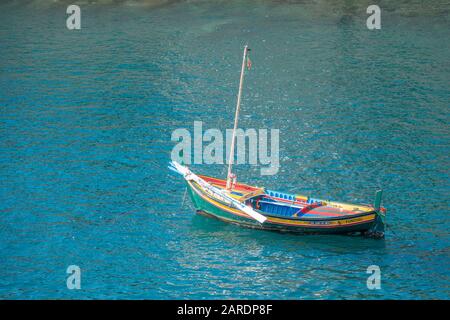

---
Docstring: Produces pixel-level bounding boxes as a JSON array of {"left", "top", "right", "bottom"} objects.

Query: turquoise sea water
[{"left": 0, "top": 0, "right": 449, "bottom": 299}]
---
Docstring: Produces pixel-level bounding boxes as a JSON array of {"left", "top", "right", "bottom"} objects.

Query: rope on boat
[{"left": 181, "top": 187, "right": 188, "bottom": 208}]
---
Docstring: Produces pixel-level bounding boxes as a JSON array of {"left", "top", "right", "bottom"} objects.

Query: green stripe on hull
[{"left": 187, "top": 182, "right": 254, "bottom": 225}]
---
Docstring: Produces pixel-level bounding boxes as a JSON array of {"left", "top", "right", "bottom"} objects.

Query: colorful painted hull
[{"left": 186, "top": 176, "right": 385, "bottom": 236}]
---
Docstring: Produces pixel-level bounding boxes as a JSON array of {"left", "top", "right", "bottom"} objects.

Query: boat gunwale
[{"left": 196, "top": 174, "right": 377, "bottom": 215}]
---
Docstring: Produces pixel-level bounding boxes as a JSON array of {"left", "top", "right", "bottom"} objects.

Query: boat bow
[{"left": 169, "top": 161, "right": 267, "bottom": 223}]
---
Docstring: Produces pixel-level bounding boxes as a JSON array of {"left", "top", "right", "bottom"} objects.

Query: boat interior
[{"left": 199, "top": 174, "right": 375, "bottom": 219}]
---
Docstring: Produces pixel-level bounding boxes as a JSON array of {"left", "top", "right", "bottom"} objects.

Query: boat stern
[{"left": 364, "top": 190, "right": 387, "bottom": 238}]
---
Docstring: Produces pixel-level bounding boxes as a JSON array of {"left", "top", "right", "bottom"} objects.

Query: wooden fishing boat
[
  {"left": 169, "top": 45, "right": 387, "bottom": 238},
  {"left": 169, "top": 161, "right": 386, "bottom": 237}
]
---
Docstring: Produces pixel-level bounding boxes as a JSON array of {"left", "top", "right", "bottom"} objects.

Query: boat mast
[{"left": 226, "top": 45, "right": 249, "bottom": 190}]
